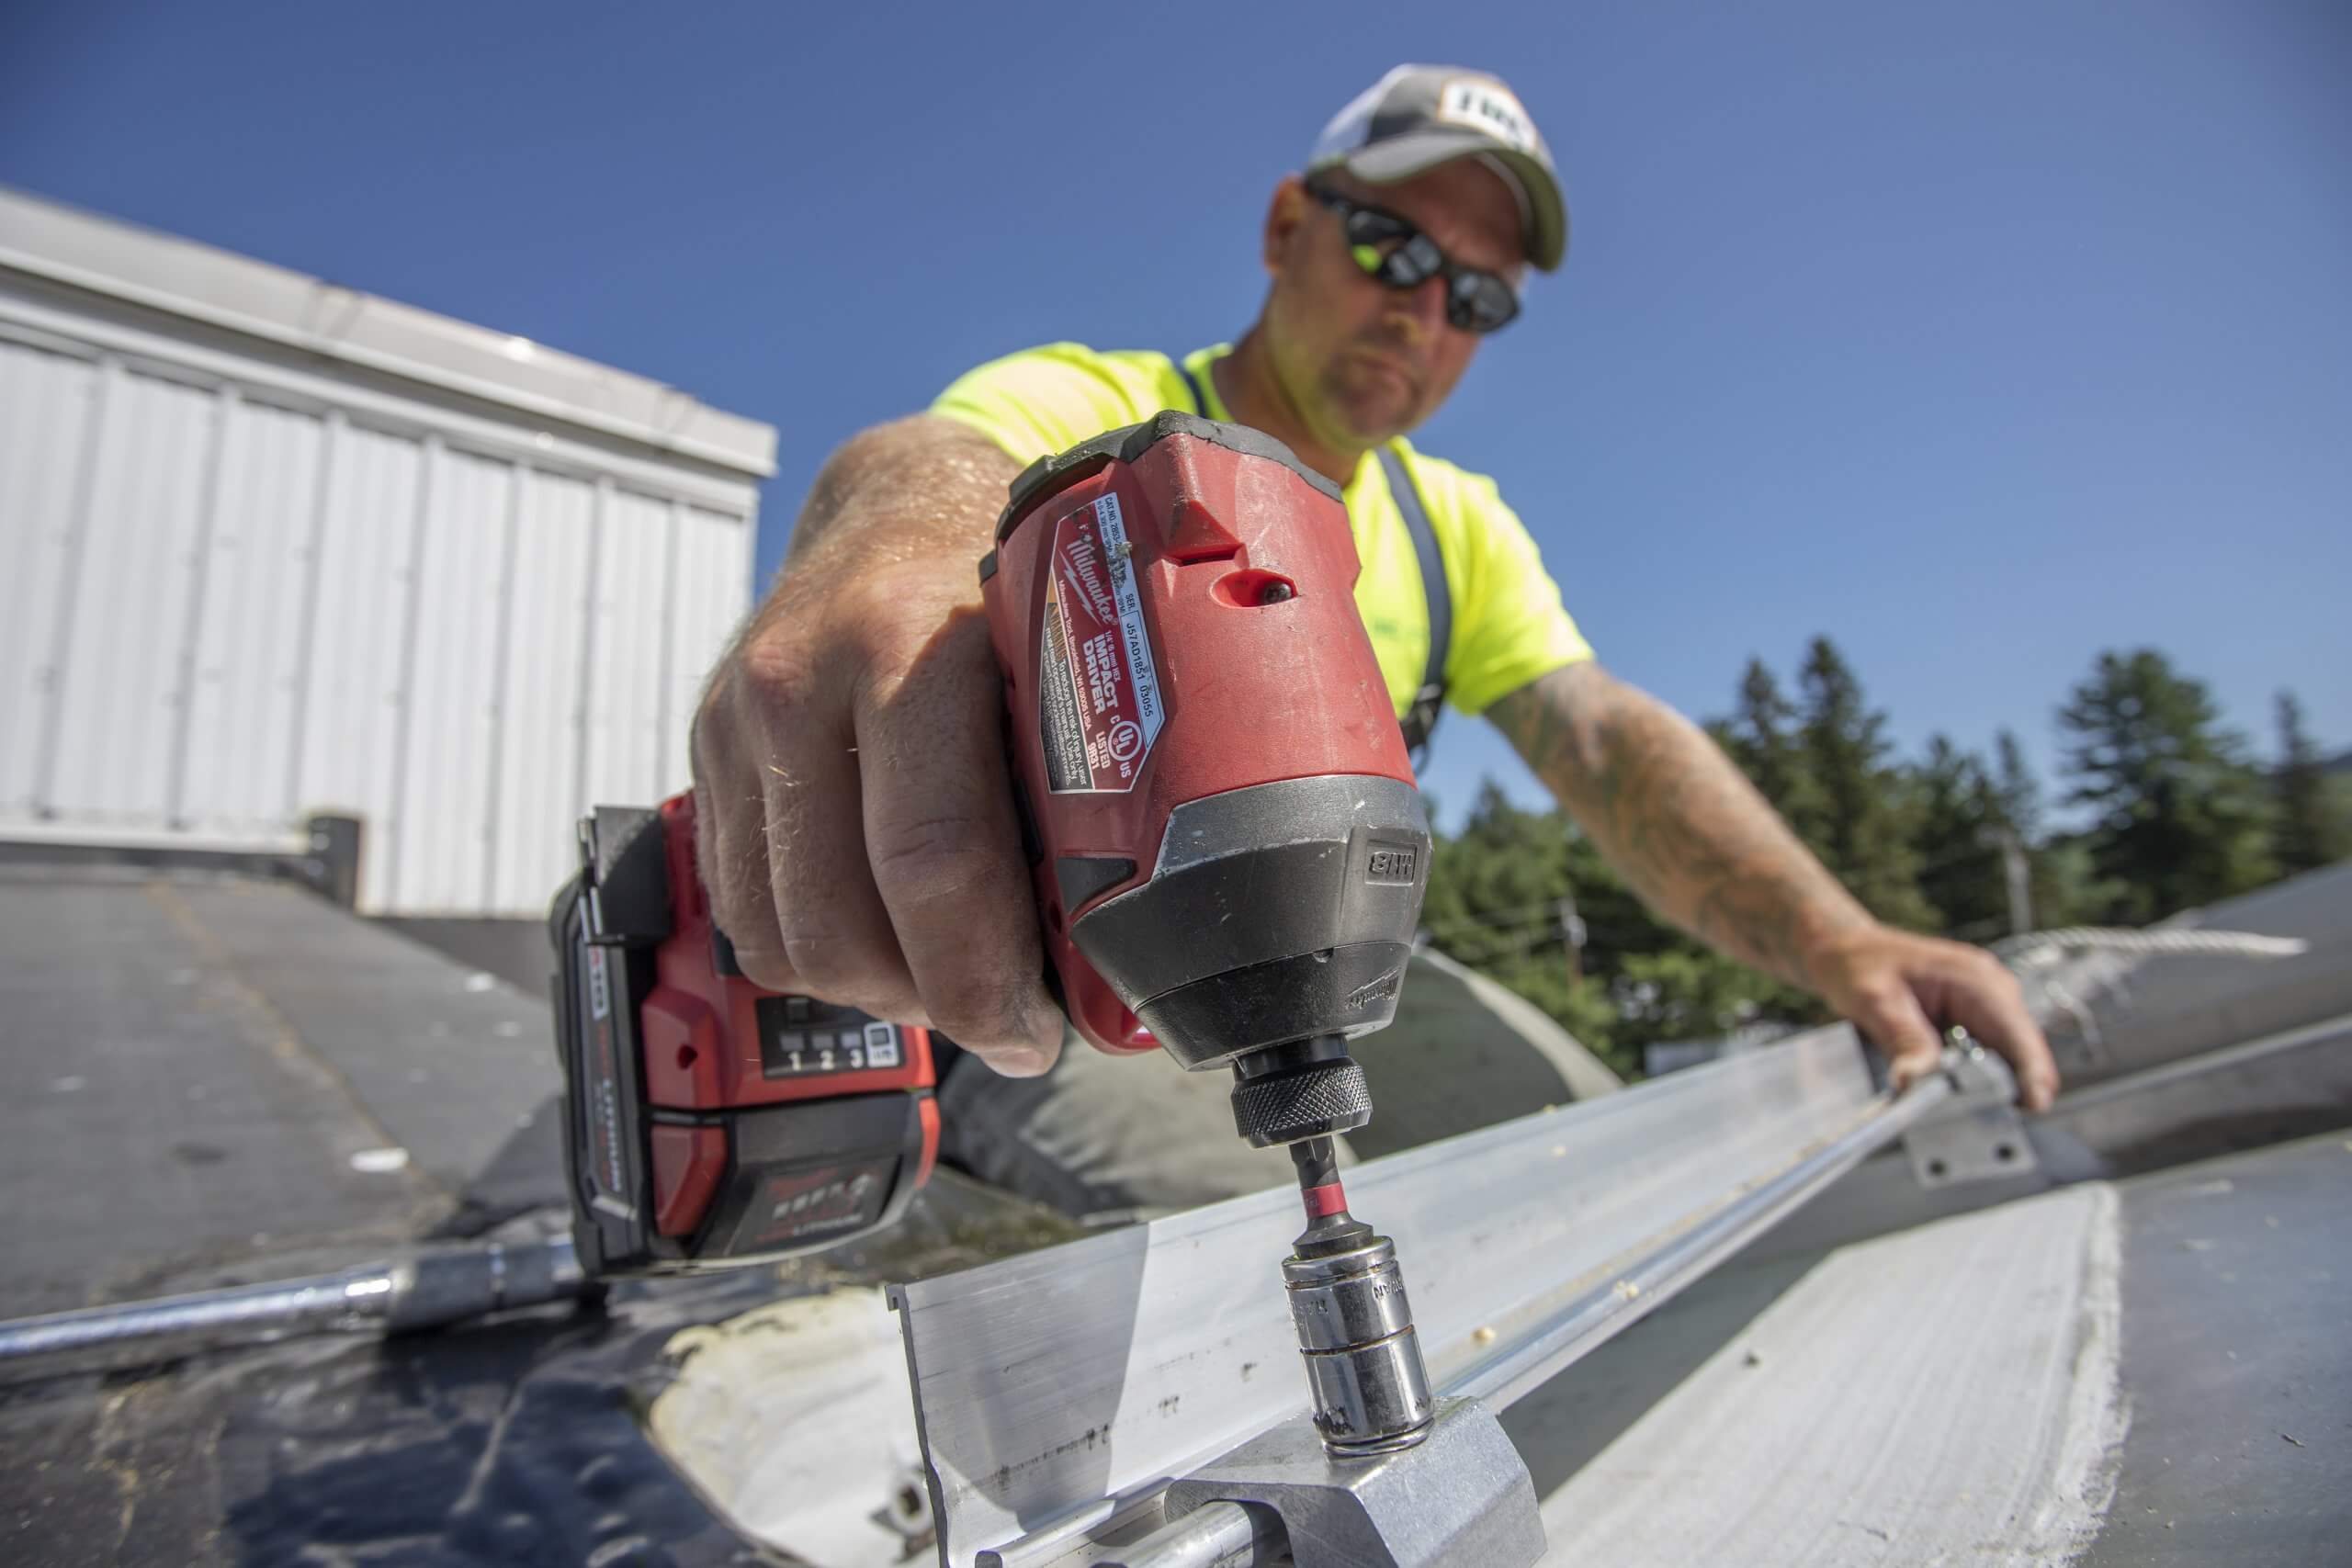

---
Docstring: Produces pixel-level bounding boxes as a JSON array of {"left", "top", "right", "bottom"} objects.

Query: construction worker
[{"left": 692, "top": 65, "right": 2062, "bottom": 1220}]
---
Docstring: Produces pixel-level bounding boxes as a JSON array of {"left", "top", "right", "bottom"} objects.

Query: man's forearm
[{"left": 1487, "top": 662, "right": 1872, "bottom": 989}]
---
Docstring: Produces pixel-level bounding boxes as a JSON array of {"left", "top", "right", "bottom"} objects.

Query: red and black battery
[{"left": 549, "top": 794, "right": 938, "bottom": 1276}]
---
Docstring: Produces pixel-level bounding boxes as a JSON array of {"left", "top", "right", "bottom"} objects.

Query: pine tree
[
  {"left": 1987, "top": 732, "right": 2105, "bottom": 928},
  {"left": 1995, "top": 729, "right": 2040, "bottom": 840},
  {"left": 1421, "top": 783, "right": 1571, "bottom": 966},
  {"left": 2058, "top": 649, "right": 2276, "bottom": 923},
  {"left": 1793, "top": 637, "right": 1935, "bottom": 929},
  {"left": 1420, "top": 784, "right": 1636, "bottom": 1074},
  {"left": 1420, "top": 782, "right": 1814, "bottom": 1077},
  {"left": 2271, "top": 691, "right": 2350, "bottom": 875},
  {"left": 1715, "top": 658, "right": 1825, "bottom": 833},
  {"left": 1910, "top": 736, "right": 2012, "bottom": 941}
]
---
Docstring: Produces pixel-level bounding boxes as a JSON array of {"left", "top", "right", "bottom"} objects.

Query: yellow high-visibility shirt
[{"left": 933, "top": 343, "right": 1592, "bottom": 723}]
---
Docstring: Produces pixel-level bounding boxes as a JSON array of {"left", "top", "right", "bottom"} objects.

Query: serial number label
[
  {"left": 1365, "top": 845, "right": 1419, "bottom": 885},
  {"left": 754, "top": 1000, "right": 902, "bottom": 1078}
]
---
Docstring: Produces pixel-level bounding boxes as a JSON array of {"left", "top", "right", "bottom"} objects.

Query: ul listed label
[{"left": 1037, "top": 493, "right": 1162, "bottom": 792}]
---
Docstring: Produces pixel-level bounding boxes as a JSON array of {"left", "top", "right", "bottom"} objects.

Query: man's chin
[{"left": 1320, "top": 378, "right": 1420, "bottom": 446}]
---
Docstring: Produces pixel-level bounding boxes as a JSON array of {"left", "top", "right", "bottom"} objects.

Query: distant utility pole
[
  {"left": 1981, "top": 827, "right": 2033, "bottom": 936},
  {"left": 1557, "top": 893, "right": 1587, "bottom": 983}
]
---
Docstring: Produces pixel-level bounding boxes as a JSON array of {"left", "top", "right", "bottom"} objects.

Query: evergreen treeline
[{"left": 1421, "top": 642, "right": 2350, "bottom": 1078}]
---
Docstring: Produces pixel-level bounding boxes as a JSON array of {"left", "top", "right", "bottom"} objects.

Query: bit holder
[{"left": 1282, "top": 1138, "right": 1436, "bottom": 1454}]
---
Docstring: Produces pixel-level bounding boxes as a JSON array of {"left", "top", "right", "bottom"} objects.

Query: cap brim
[{"left": 1330, "top": 130, "right": 1567, "bottom": 272}]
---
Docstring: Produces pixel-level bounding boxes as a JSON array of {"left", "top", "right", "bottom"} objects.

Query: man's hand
[
  {"left": 691, "top": 415, "right": 1064, "bottom": 1077},
  {"left": 1802, "top": 925, "right": 2059, "bottom": 1111},
  {"left": 1490, "top": 661, "right": 2062, "bottom": 1111}
]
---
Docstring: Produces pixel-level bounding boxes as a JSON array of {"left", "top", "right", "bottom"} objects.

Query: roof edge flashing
[{"left": 0, "top": 186, "right": 777, "bottom": 480}]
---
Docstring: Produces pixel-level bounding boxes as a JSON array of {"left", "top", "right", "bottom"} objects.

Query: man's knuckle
[
  {"left": 1973, "top": 953, "right": 2021, "bottom": 992},
  {"left": 834, "top": 566, "right": 911, "bottom": 620},
  {"left": 1851, "top": 973, "right": 1910, "bottom": 1010},
  {"left": 736, "top": 633, "right": 824, "bottom": 712}
]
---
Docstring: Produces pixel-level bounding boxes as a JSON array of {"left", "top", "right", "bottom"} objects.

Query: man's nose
[{"left": 1383, "top": 275, "right": 1450, "bottom": 344}]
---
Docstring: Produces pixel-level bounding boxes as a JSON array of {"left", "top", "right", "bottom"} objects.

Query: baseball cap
[{"left": 1307, "top": 64, "right": 1568, "bottom": 272}]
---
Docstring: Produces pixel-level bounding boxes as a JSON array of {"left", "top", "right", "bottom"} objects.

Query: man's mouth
[{"left": 1349, "top": 347, "right": 1421, "bottom": 394}]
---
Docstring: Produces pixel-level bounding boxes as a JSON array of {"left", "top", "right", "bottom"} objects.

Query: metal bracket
[
  {"left": 1903, "top": 1041, "right": 2040, "bottom": 1189},
  {"left": 1127, "top": 1397, "right": 1544, "bottom": 1568}
]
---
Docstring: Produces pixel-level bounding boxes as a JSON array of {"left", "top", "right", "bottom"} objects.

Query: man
[{"left": 693, "top": 65, "right": 2060, "bottom": 1220}]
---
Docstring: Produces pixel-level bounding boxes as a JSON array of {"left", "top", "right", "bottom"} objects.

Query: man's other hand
[
  {"left": 1806, "top": 925, "right": 2061, "bottom": 1112},
  {"left": 690, "top": 416, "right": 1064, "bottom": 1078}
]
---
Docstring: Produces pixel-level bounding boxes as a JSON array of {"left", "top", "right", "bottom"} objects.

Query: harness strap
[{"left": 1378, "top": 446, "right": 1450, "bottom": 765}]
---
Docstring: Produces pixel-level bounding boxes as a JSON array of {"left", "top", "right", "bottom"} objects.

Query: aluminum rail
[
  {"left": 1095, "top": 1064, "right": 1973, "bottom": 1568},
  {"left": 893, "top": 1027, "right": 2001, "bottom": 1568},
  {"left": 1445, "top": 1066, "right": 1958, "bottom": 1410},
  {"left": 0, "top": 1236, "right": 584, "bottom": 1366}
]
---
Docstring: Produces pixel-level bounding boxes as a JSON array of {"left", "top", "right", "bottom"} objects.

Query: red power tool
[
  {"left": 549, "top": 795, "right": 938, "bottom": 1275},
  {"left": 980, "top": 412, "right": 1430, "bottom": 1145},
  {"left": 555, "top": 413, "right": 1439, "bottom": 1455},
  {"left": 980, "top": 411, "right": 1440, "bottom": 1452}
]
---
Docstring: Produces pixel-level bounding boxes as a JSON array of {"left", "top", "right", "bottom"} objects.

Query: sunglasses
[{"left": 1306, "top": 182, "right": 1522, "bottom": 335}]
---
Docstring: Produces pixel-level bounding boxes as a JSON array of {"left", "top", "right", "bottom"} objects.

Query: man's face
[{"left": 1259, "top": 158, "right": 1527, "bottom": 453}]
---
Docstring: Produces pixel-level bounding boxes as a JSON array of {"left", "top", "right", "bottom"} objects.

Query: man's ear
[{"left": 1262, "top": 175, "right": 1311, "bottom": 276}]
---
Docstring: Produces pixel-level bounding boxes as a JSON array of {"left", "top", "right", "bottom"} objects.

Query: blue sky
[{"left": 6, "top": 1, "right": 2346, "bottom": 823}]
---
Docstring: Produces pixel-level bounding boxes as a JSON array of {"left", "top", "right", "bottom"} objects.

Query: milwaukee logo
[
  {"left": 772, "top": 1174, "right": 868, "bottom": 1223},
  {"left": 764, "top": 1169, "right": 877, "bottom": 1239},
  {"left": 1057, "top": 529, "right": 1119, "bottom": 624},
  {"left": 1347, "top": 967, "right": 1403, "bottom": 1011}
]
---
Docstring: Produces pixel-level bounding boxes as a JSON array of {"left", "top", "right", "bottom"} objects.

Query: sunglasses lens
[
  {"left": 1450, "top": 273, "right": 1520, "bottom": 334},
  {"left": 1342, "top": 205, "right": 1415, "bottom": 246}
]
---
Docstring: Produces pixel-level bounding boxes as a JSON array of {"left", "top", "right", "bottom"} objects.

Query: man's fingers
[
  {"left": 760, "top": 718, "right": 930, "bottom": 1024},
  {"left": 691, "top": 725, "right": 797, "bottom": 994},
  {"left": 1937, "top": 953, "right": 2062, "bottom": 1113},
  {"left": 854, "top": 610, "right": 1061, "bottom": 1077},
  {"left": 1847, "top": 979, "right": 1947, "bottom": 1096}
]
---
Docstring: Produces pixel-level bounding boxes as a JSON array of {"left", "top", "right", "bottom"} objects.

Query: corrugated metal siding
[
  {"left": 667, "top": 504, "right": 752, "bottom": 784},
  {"left": 0, "top": 340, "right": 97, "bottom": 816},
  {"left": 45, "top": 369, "right": 221, "bottom": 825},
  {"left": 179, "top": 398, "right": 327, "bottom": 834},
  {"left": 488, "top": 470, "right": 595, "bottom": 912},
  {"left": 390, "top": 447, "right": 513, "bottom": 912},
  {"left": 582, "top": 488, "right": 675, "bottom": 810},
  {"left": 296, "top": 423, "right": 425, "bottom": 912},
  {"left": 0, "top": 276, "right": 763, "bottom": 915}
]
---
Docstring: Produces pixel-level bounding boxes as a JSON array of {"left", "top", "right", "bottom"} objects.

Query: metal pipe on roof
[
  {"left": 1091, "top": 1503, "right": 1264, "bottom": 1568},
  {"left": 0, "top": 1235, "right": 584, "bottom": 1367}
]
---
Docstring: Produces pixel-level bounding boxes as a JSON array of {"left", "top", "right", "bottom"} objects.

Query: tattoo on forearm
[{"left": 1488, "top": 665, "right": 1869, "bottom": 989}]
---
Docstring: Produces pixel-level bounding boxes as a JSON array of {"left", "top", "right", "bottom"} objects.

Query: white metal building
[{"left": 0, "top": 187, "right": 775, "bottom": 915}]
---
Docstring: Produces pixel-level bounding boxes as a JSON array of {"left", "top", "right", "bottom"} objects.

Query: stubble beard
[{"left": 1317, "top": 352, "right": 1421, "bottom": 448}]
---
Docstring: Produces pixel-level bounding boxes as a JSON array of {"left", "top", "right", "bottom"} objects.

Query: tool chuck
[{"left": 1280, "top": 1136, "right": 1436, "bottom": 1454}]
